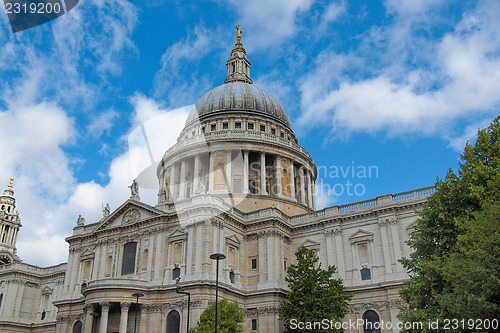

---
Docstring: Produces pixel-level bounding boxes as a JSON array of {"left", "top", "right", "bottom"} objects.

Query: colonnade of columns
[
  {"left": 0, "top": 223, "right": 19, "bottom": 246},
  {"left": 84, "top": 301, "right": 137, "bottom": 333},
  {"left": 163, "top": 150, "right": 316, "bottom": 208}
]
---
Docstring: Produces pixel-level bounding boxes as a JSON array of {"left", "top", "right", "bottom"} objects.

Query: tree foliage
[
  {"left": 190, "top": 298, "right": 244, "bottom": 333},
  {"left": 280, "top": 245, "right": 352, "bottom": 332},
  {"left": 399, "top": 116, "right": 500, "bottom": 331}
]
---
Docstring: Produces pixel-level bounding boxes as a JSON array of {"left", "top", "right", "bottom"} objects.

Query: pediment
[
  {"left": 226, "top": 234, "right": 241, "bottom": 245},
  {"left": 349, "top": 229, "right": 374, "bottom": 243},
  {"left": 300, "top": 238, "right": 320, "bottom": 250},
  {"left": 168, "top": 229, "right": 188, "bottom": 241},
  {"left": 94, "top": 200, "right": 163, "bottom": 232},
  {"left": 42, "top": 286, "right": 53, "bottom": 295}
]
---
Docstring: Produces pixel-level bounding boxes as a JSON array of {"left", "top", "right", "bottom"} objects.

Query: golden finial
[
  {"left": 8, "top": 177, "right": 13, "bottom": 187},
  {"left": 235, "top": 25, "right": 242, "bottom": 46}
]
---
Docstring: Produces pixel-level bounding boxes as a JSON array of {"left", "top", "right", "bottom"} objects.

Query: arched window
[
  {"left": 72, "top": 320, "right": 83, "bottom": 333},
  {"left": 363, "top": 310, "right": 381, "bottom": 333},
  {"left": 121, "top": 242, "right": 137, "bottom": 275},
  {"left": 166, "top": 310, "right": 180, "bottom": 333}
]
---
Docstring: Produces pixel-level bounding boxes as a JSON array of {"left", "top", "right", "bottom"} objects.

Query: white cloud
[
  {"left": 297, "top": 0, "right": 500, "bottom": 147},
  {"left": 225, "top": 0, "right": 315, "bottom": 48},
  {"left": 87, "top": 109, "right": 119, "bottom": 137}
]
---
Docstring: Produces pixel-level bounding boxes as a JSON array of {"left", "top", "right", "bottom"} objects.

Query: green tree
[
  {"left": 399, "top": 116, "right": 500, "bottom": 331},
  {"left": 280, "top": 245, "right": 352, "bottom": 332},
  {"left": 190, "top": 298, "right": 244, "bottom": 333}
]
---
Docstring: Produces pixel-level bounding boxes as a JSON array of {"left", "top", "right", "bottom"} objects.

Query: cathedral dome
[{"left": 185, "top": 82, "right": 291, "bottom": 129}]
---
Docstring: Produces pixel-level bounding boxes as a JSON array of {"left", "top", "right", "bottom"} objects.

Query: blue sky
[{"left": 1, "top": 0, "right": 499, "bottom": 266}]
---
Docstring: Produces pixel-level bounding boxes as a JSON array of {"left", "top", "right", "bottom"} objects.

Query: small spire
[
  {"left": 235, "top": 25, "right": 243, "bottom": 46},
  {"left": 224, "top": 25, "right": 253, "bottom": 84}
]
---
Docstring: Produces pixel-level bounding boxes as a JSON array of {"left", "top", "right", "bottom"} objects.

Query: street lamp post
[
  {"left": 132, "top": 292, "right": 144, "bottom": 333},
  {"left": 175, "top": 276, "right": 191, "bottom": 333},
  {"left": 210, "top": 253, "right": 226, "bottom": 333}
]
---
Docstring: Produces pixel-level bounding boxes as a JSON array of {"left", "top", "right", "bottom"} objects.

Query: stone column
[
  {"left": 389, "top": 218, "right": 404, "bottom": 272},
  {"left": 119, "top": 302, "right": 131, "bottom": 333},
  {"left": 226, "top": 151, "right": 232, "bottom": 192},
  {"left": 324, "top": 230, "right": 334, "bottom": 268},
  {"left": 208, "top": 153, "right": 214, "bottom": 193},
  {"left": 378, "top": 219, "right": 393, "bottom": 275},
  {"left": 290, "top": 162, "right": 295, "bottom": 200},
  {"left": 99, "top": 302, "right": 110, "bottom": 333},
  {"left": 260, "top": 152, "right": 267, "bottom": 195},
  {"left": 193, "top": 155, "right": 200, "bottom": 193},
  {"left": 333, "top": 229, "right": 345, "bottom": 280},
  {"left": 83, "top": 304, "right": 95, "bottom": 333},
  {"left": 299, "top": 167, "right": 306, "bottom": 204},
  {"left": 179, "top": 159, "right": 186, "bottom": 199},
  {"left": 312, "top": 180, "right": 316, "bottom": 209},
  {"left": 170, "top": 164, "right": 177, "bottom": 202},
  {"left": 275, "top": 155, "right": 282, "bottom": 196},
  {"left": 307, "top": 171, "right": 313, "bottom": 207},
  {"left": 243, "top": 151, "right": 249, "bottom": 194}
]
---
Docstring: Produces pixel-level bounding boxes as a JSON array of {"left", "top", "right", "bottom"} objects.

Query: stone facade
[{"left": 0, "top": 31, "right": 434, "bottom": 333}]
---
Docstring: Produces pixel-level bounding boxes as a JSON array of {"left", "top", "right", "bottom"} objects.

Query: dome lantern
[{"left": 224, "top": 25, "right": 253, "bottom": 84}]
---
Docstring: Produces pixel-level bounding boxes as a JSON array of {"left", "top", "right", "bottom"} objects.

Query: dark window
[
  {"left": 281, "top": 132, "right": 284, "bottom": 138},
  {"left": 172, "top": 267, "right": 181, "bottom": 280},
  {"left": 121, "top": 242, "right": 137, "bottom": 275},
  {"left": 0, "top": 294, "right": 2, "bottom": 309},
  {"left": 72, "top": 320, "right": 83, "bottom": 333},
  {"left": 249, "top": 180, "right": 256, "bottom": 194},
  {"left": 167, "top": 310, "right": 181, "bottom": 333},
  {"left": 248, "top": 123, "right": 254, "bottom": 130},
  {"left": 252, "top": 319, "right": 258, "bottom": 330},
  {"left": 361, "top": 268, "right": 371, "bottom": 280},
  {"left": 363, "top": 310, "right": 381, "bottom": 333},
  {"left": 229, "top": 271, "right": 235, "bottom": 284},
  {"left": 260, "top": 125, "right": 265, "bottom": 132},
  {"left": 271, "top": 128, "right": 275, "bottom": 135},
  {"left": 235, "top": 122, "right": 242, "bottom": 129},
  {"left": 211, "top": 124, "right": 216, "bottom": 131},
  {"left": 251, "top": 258, "right": 257, "bottom": 269},
  {"left": 201, "top": 127, "right": 205, "bottom": 133},
  {"left": 284, "top": 260, "right": 287, "bottom": 271},
  {"left": 223, "top": 122, "right": 228, "bottom": 129},
  {"left": 41, "top": 311, "right": 46, "bottom": 320}
]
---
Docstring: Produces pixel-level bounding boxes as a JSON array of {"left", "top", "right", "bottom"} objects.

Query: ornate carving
[
  {"left": 129, "top": 178, "right": 140, "bottom": 201},
  {"left": 76, "top": 215, "right": 85, "bottom": 226},
  {"left": 122, "top": 209, "right": 141, "bottom": 224}
]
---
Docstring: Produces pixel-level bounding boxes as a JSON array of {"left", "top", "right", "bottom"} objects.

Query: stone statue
[
  {"left": 76, "top": 215, "right": 85, "bottom": 226},
  {"left": 103, "top": 203, "right": 110, "bottom": 218},
  {"left": 128, "top": 178, "right": 140, "bottom": 200}
]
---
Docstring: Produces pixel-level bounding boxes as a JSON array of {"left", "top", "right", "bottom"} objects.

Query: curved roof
[{"left": 185, "top": 82, "right": 291, "bottom": 129}]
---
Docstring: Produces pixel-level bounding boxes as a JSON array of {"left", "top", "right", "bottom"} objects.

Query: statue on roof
[
  {"left": 76, "top": 215, "right": 85, "bottom": 226},
  {"left": 103, "top": 203, "right": 110, "bottom": 218},
  {"left": 129, "top": 178, "right": 140, "bottom": 201}
]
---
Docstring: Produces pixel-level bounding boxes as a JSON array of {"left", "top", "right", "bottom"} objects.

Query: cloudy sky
[{"left": 1, "top": 0, "right": 498, "bottom": 266}]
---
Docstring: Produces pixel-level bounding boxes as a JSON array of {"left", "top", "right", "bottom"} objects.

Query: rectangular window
[
  {"left": 252, "top": 319, "right": 258, "bottom": 330},
  {"left": 248, "top": 123, "right": 254, "bottom": 130},
  {"left": 121, "top": 242, "right": 137, "bottom": 275},
  {"left": 229, "top": 271, "right": 235, "bottom": 284},
  {"left": 260, "top": 125, "right": 266, "bottom": 132},
  {"left": 235, "top": 122, "right": 242, "bottom": 129},
  {"left": 251, "top": 258, "right": 257, "bottom": 269},
  {"left": 201, "top": 127, "right": 205, "bottom": 133},
  {"left": 361, "top": 268, "right": 371, "bottom": 280},
  {"left": 223, "top": 122, "right": 228, "bottom": 129},
  {"left": 271, "top": 128, "right": 276, "bottom": 135},
  {"left": 284, "top": 260, "right": 287, "bottom": 271},
  {"left": 281, "top": 132, "right": 285, "bottom": 138},
  {"left": 211, "top": 124, "right": 216, "bottom": 131}
]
